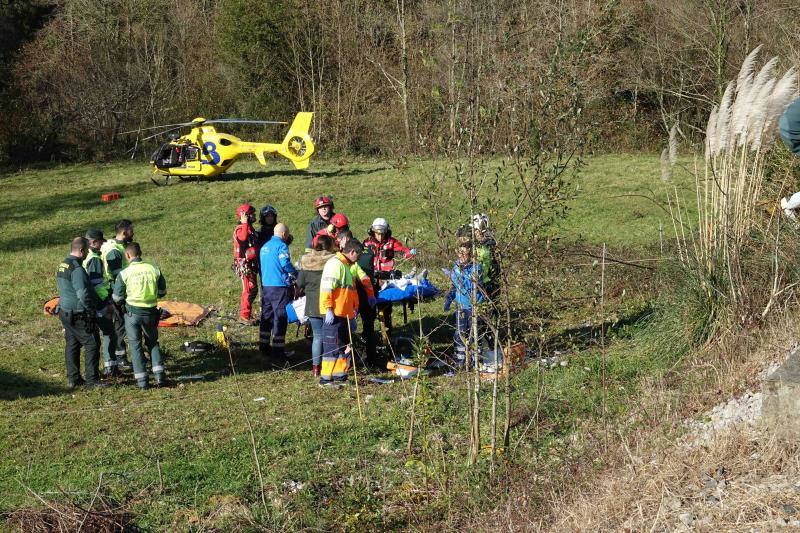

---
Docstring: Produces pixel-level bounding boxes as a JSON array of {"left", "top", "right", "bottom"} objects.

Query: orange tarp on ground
[
  {"left": 157, "top": 301, "right": 209, "bottom": 327},
  {"left": 43, "top": 297, "right": 209, "bottom": 327}
]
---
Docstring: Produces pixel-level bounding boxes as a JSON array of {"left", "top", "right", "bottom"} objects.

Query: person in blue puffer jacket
[
  {"left": 443, "top": 244, "right": 485, "bottom": 367},
  {"left": 259, "top": 223, "right": 297, "bottom": 362}
]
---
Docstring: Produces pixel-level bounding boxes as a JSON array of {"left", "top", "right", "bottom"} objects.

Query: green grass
[{"left": 0, "top": 154, "right": 696, "bottom": 529}]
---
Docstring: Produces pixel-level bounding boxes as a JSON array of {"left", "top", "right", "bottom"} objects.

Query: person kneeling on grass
[
  {"left": 297, "top": 234, "right": 336, "bottom": 377},
  {"left": 443, "top": 244, "right": 485, "bottom": 368},
  {"left": 319, "top": 238, "right": 376, "bottom": 386}
]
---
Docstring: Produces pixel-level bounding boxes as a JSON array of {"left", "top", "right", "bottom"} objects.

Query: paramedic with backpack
[{"left": 233, "top": 203, "right": 259, "bottom": 325}]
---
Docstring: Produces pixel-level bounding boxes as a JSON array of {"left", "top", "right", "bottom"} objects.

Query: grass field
[{"left": 0, "top": 154, "right": 694, "bottom": 529}]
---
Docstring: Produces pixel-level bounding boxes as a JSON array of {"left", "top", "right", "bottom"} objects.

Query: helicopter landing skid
[{"left": 150, "top": 174, "right": 173, "bottom": 186}]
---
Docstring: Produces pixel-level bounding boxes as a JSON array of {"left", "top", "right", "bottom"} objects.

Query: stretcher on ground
[{"left": 43, "top": 297, "right": 209, "bottom": 327}]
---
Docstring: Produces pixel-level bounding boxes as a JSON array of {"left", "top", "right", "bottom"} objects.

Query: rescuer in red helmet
[
  {"left": 304, "top": 195, "right": 335, "bottom": 252},
  {"left": 233, "top": 203, "right": 259, "bottom": 325},
  {"left": 313, "top": 212, "right": 350, "bottom": 250}
]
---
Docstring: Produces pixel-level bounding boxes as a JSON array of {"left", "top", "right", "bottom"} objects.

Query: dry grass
[
  {"left": 5, "top": 493, "right": 135, "bottom": 532},
  {"left": 474, "top": 304, "right": 800, "bottom": 532},
  {"left": 551, "top": 426, "right": 800, "bottom": 531}
]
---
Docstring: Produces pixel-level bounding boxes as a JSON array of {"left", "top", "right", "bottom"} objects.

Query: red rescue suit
[
  {"left": 364, "top": 233, "right": 413, "bottom": 273},
  {"left": 233, "top": 222, "right": 259, "bottom": 320}
]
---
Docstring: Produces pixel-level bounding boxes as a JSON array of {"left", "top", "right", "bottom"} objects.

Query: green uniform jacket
[
  {"left": 113, "top": 258, "right": 167, "bottom": 315},
  {"left": 83, "top": 249, "right": 110, "bottom": 302},
  {"left": 357, "top": 246, "right": 375, "bottom": 280},
  {"left": 56, "top": 255, "right": 97, "bottom": 313}
]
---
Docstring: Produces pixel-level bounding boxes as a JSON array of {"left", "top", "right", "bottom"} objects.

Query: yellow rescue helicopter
[{"left": 125, "top": 112, "right": 315, "bottom": 185}]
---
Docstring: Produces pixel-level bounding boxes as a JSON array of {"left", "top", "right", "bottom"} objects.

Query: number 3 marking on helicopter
[{"left": 202, "top": 142, "right": 221, "bottom": 165}]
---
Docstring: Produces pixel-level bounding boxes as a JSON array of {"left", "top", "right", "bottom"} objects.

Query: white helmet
[
  {"left": 371, "top": 217, "right": 389, "bottom": 233},
  {"left": 472, "top": 213, "right": 490, "bottom": 231}
]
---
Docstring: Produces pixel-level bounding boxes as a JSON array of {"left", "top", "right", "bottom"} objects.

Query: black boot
[
  {"left": 103, "top": 366, "right": 122, "bottom": 378},
  {"left": 137, "top": 379, "right": 150, "bottom": 390},
  {"left": 68, "top": 377, "right": 86, "bottom": 390}
]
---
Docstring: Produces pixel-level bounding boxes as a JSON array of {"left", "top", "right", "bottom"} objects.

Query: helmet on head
[
  {"left": 330, "top": 213, "right": 349, "bottom": 230},
  {"left": 260, "top": 205, "right": 277, "bottom": 219},
  {"left": 472, "top": 213, "right": 490, "bottom": 232},
  {"left": 236, "top": 203, "right": 255, "bottom": 219},
  {"left": 314, "top": 196, "right": 334, "bottom": 210},
  {"left": 371, "top": 218, "right": 389, "bottom": 233}
]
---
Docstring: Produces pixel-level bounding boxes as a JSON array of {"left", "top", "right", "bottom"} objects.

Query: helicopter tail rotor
[{"left": 278, "top": 112, "right": 315, "bottom": 169}]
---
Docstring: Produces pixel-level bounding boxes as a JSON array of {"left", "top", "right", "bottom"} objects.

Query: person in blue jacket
[
  {"left": 443, "top": 244, "right": 485, "bottom": 367},
  {"left": 259, "top": 223, "right": 297, "bottom": 362},
  {"left": 780, "top": 98, "right": 800, "bottom": 222}
]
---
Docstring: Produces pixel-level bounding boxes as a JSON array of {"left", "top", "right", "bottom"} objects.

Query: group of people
[
  {"left": 55, "top": 220, "right": 168, "bottom": 390},
  {"left": 55, "top": 195, "right": 500, "bottom": 391},
  {"left": 232, "top": 196, "right": 418, "bottom": 385}
]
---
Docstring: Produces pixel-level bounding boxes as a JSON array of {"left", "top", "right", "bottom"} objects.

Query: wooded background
[{"left": 2, "top": 0, "right": 799, "bottom": 164}]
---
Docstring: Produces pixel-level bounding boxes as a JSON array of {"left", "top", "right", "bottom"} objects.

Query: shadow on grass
[
  {"left": 188, "top": 166, "right": 388, "bottom": 184},
  {"left": 0, "top": 213, "right": 164, "bottom": 253},
  {"left": 168, "top": 315, "right": 451, "bottom": 381},
  {"left": 0, "top": 181, "right": 155, "bottom": 224},
  {"left": 172, "top": 336, "right": 315, "bottom": 380},
  {"left": 0, "top": 369, "right": 67, "bottom": 400}
]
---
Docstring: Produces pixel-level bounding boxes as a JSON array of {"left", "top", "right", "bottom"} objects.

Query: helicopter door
[{"left": 183, "top": 144, "right": 199, "bottom": 160}]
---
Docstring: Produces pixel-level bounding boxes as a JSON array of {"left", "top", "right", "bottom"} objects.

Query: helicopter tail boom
[{"left": 234, "top": 112, "right": 316, "bottom": 169}]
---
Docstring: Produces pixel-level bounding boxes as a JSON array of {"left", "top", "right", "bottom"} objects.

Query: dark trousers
[
  {"left": 124, "top": 310, "right": 164, "bottom": 385},
  {"left": 359, "top": 302, "right": 380, "bottom": 365},
  {"left": 96, "top": 311, "right": 119, "bottom": 368},
  {"left": 377, "top": 303, "right": 393, "bottom": 338},
  {"left": 259, "top": 286, "right": 291, "bottom": 358},
  {"left": 111, "top": 305, "right": 127, "bottom": 357},
  {"left": 454, "top": 307, "right": 475, "bottom": 366},
  {"left": 59, "top": 312, "right": 101, "bottom": 384},
  {"left": 454, "top": 307, "right": 489, "bottom": 368}
]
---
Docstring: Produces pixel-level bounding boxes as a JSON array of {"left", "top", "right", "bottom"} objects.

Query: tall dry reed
[{"left": 671, "top": 46, "right": 797, "bottom": 323}]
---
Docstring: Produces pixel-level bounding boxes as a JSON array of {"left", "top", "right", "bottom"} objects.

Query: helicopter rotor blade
[
  {"left": 204, "top": 119, "right": 288, "bottom": 125},
  {"left": 119, "top": 122, "right": 194, "bottom": 135},
  {"left": 124, "top": 118, "right": 289, "bottom": 143},
  {"left": 142, "top": 124, "right": 191, "bottom": 142}
]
